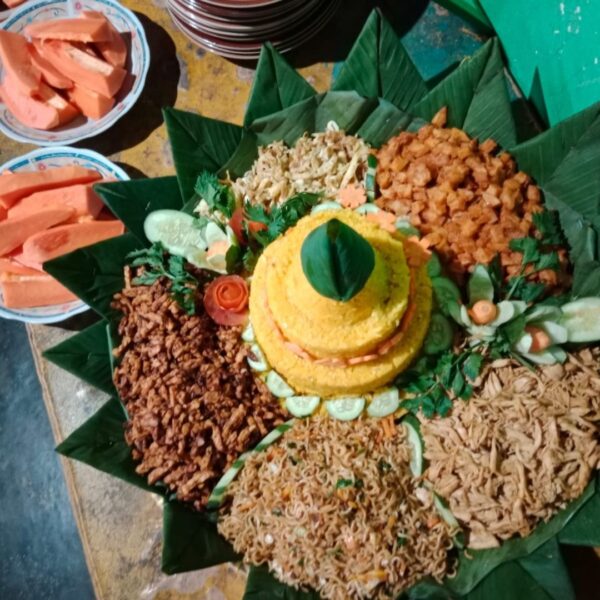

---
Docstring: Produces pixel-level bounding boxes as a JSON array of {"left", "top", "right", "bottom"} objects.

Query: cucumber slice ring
[
  {"left": 266, "top": 371, "right": 295, "bottom": 398},
  {"left": 367, "top": 388, "right": 400, "bottom": 417},
  {"left": 286, "top": 395, "right": 321, "bottom": 417},
  {"left": 247, "top": 344, "right": 268, "bottom": 372},
  {"left": 325, "top": 396, "right": 366, "bottom": 421},
  {"left": 206, "top": 420, "right": 295, "bottom": 509}
]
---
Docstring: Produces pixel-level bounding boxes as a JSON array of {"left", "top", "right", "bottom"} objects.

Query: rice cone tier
[{"left": 249, "top": 210, "right": 432, "bottom": 396}]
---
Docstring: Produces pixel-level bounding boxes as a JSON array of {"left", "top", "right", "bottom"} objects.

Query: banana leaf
[
  {"left": 332, "top": 9, "right": 428, "bottom": 112},
  {"left": 95, "top": 176, "right": 182, "bottom": 245},
  {"left": 218, "top": 131, "right": 259, "bottom": 180},
  {"left": 243, "top": 565, "right": 320, "bottom": 600},
  {"left": 464, "top": 560, "right": 552, "bottom": 600},
  {"left": 163, "top": 107, "right": 243, "bottom": 202},
  {"left": 446, "top": 479, "right": 594, "bottom": 595},
  {"left": 162, "top": 500, "right": 239, "bottom": 574},
  {"left": 413, "top": 39, "right": 516, "bottom": 149},
  {"left": 244, "top": 43, "right": 316, "bottom": 127},
  {"left": 559, "top": 477, "right": 600, "bottom": 546},
  {"left": 43, "top": 320, "right": 114, "bottom": 396},
  {"left": 517, "top": 538, "right": 574, "bottom": 600},
  {"left": 56, "top": 396, "right": 162, "bottom": 495},
  {"left": 43, "top": 233, "right": 143, "bottom": 320}
]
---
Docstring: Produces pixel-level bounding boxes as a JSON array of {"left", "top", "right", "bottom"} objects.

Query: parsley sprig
[
  {"left": 397, "top": 349, "right": 484, "bottom": 417},
  {"left": 505, "top": 210, "right": 564, "bottom": 302},
  {"left": 194, "top": 171, "right": 236, "bottom": 218},
  {"left": 242, "top": 192, "right": 321, "bottom": 270},
  {"left": 127, "top": 243, "right": 198, "bottom": 315}
]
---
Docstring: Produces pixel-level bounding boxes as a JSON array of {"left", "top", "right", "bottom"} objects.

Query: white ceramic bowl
[
  {"left": 0, "top": 146, "right": 129, "bottom": 324},
  {"left": 0, "top": 0, "right": 150, "bottom": 146}
]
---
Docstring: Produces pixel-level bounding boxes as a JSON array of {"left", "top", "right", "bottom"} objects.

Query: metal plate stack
[{"left": 167, "top": 0, "right": 341, "bottom": 59}]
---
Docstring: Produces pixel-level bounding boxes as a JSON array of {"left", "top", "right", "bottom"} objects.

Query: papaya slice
[
  {"left": 0, "top": 272, "right": 77, "bottom": 309},
  {"left": 0, "top": 166, "right": 101, "bottom": 209},
  {"left": 4, "top": 0, "right": 27, "bottom": 6},
  {"left": 0, "top": 206, "right": 6, "bottom": 221},
  {"left": 22, "top": 219, "right": 125, "bottom": 263},
  {"left": 0, "top": 258, "right": 42, "bottom": 276},
  {"left": 29, "top": 42, "right": 73, "bottom": 89},
  {"left": 67, "top": 83, "right": 115, "bottom": 120},
  {"left": 0, "top": 30, "right": 41, "bottom": 96},
  {"left": 35, "top": 82, "right": 80, "bottom": 126},
  {"left": 8, "top": 182, "right": 104, "bottom": 219},
  {"left": 25, "top": 16, "right": 111, "bottom": 43},
  {"left": 0, "top": 76, "right": 60, "bottom": 131},
  {"left": 39, "top": 40, "right": 126, "bottom": 98},
  {"left": 0, "top": 206, "right": 75, "bottom": 256},
  {"left": 82, "top": 11, "right": 127, "bottom": 68}
]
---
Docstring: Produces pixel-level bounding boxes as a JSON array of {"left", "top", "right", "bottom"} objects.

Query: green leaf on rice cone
[
  {"left": 95, "top": 176, "right": 182, "bottom": 245},
  {"left": 244, "top": 43, "right": 316, "bottom": 127},
  {"left": 163, "top": 107, "right": 243, "bottom": 202},
  {"left": 162, "top": 500, "right": 239, "bottom": 574},
  {"left": 43, "top": 320, "right": 115, "bottom": 396}
]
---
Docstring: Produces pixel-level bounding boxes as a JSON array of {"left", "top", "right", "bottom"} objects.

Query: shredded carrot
[
  {"left": 339, "top": 184, "right": 367, "bottom": 209},
  {"left": 381, "top": 415, "right": 396, "bottom": 438},
  {"left": 403, "top": 236, "right": 432, "bottom": 267}
]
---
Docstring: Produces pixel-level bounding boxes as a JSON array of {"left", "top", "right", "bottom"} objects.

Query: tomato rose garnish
[{"left": 204, "top": 274, "right": 249, "bottom": 326}]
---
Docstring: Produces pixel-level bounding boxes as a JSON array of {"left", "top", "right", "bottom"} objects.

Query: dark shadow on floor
[
  {"left": 563, "top": 545, "right": 600, "bottom": 599},
  {"left": 76, "top": 12, "right": 180, "bottom": 157},
  {"left": 114, "top": 161, "right": 149, "bottom": 180}
]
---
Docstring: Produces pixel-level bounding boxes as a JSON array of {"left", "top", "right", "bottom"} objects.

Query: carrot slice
[
  {"left": 22, "top": 219, "right": 125, "bottom": 263},
  {"left": 0, "top": 76, "right": 59, "bottom": 131},
  {"left": 82, "top": 11, "right": 127, "bottom": 68},
  {"left": 0, "top": 273, "right": 77, "bottom": 308},
  {"left": 35, "top": 82, "right": 80, "bottom": 126},
  {"left": 9, "top": 183, "right": 104, "bottom": 220},
  {"left": 29, "top": 42, "right": 73, "bottom": 89},
  {"left": 0, "top": 166, "right": 101, "bottom": 209},
  {"left": 25, "top": 17, "right": 111, "bottom": 43},
  {"left": 0, "top": 206, "right": 74, "bottom": 256},
  {"left": 0, "top": 30, "right": 41, "bottom": 96},
  {"left": 67, "top": 83, "right": 115, "bottom": 120},
  {"left": 40, "top": 40, "right": 126, "bottom": 98}
]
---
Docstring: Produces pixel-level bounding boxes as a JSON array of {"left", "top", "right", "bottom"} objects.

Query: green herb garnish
[
  {"left": 301, "top": 218, "right": 375, "bottom": 302},
  {"left": 397, "top": 347, "right": 484, "bottom": 417},
  {"left": 335, "top": 477, "right": 363, "bottom": 489},
  {"left": 194, "top": 171, "right": 236, "bottom": 218},
  {"left": 127, "top": 243, "right": 198, "bottom": 315}
]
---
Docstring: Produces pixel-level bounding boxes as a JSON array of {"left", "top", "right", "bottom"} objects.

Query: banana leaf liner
[{"left": 43, "top": 10, "right": 600, "bottom": 599}]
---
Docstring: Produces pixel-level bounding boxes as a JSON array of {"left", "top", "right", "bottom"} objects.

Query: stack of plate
[{"left": 167, "top": 0, "right": 341, "bottom": 59}]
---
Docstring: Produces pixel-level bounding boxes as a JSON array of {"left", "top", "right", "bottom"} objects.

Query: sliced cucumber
[
  {"left": 143, "top": 209, "right": 205, "bottom": 256},
  {"left": 366, "top": 154, "right": 377, "bottom": 201},
  {"left": 427, "top": 252, "right": 442, "bottom": 277},
  {"left": 247, "top": 343, "right": 268, "bottom": 372},
  {"left": 432, "top": 277, "right": 461, "bottom": 316},
  {"left": 206, "top": 419, "right": 295, "bottom": 509},
  {"left": 355, "top": 203, "right": 380, "bottom": 215},
  {"left": 241, "top": 322, "right": 255, "bottom": 343},
  {"left": 539, "top": 320, "right": 568, "bottom": 345},
  {"left": 424, "top": 313, "right": 454, "bottom": 355},
  {"left": 286, "top": 395, "right": 321, "bottom": 417},
  {"left": 403, "top": 415, "right": 423, "bottom": 476},
  {"left": 367, "top": 388, "right": 400, "bottom": 417},
  {"left": 433, "top": 493, "right": 460, "bottom": 531},
  {"left": 559, "top": 297, "right": 600, "bottom": 342},
  {"left": 311, "top": 201, "right": 343, "bottom": 214},
  {"left": 468, "top": 265, "right": 494, "bottom": 303},
  {"left": 325, "top": 396, "right": 365, "bottom": 421},
  {"left": 266, "top": 371, "right": 295, "bottom": 398}
]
